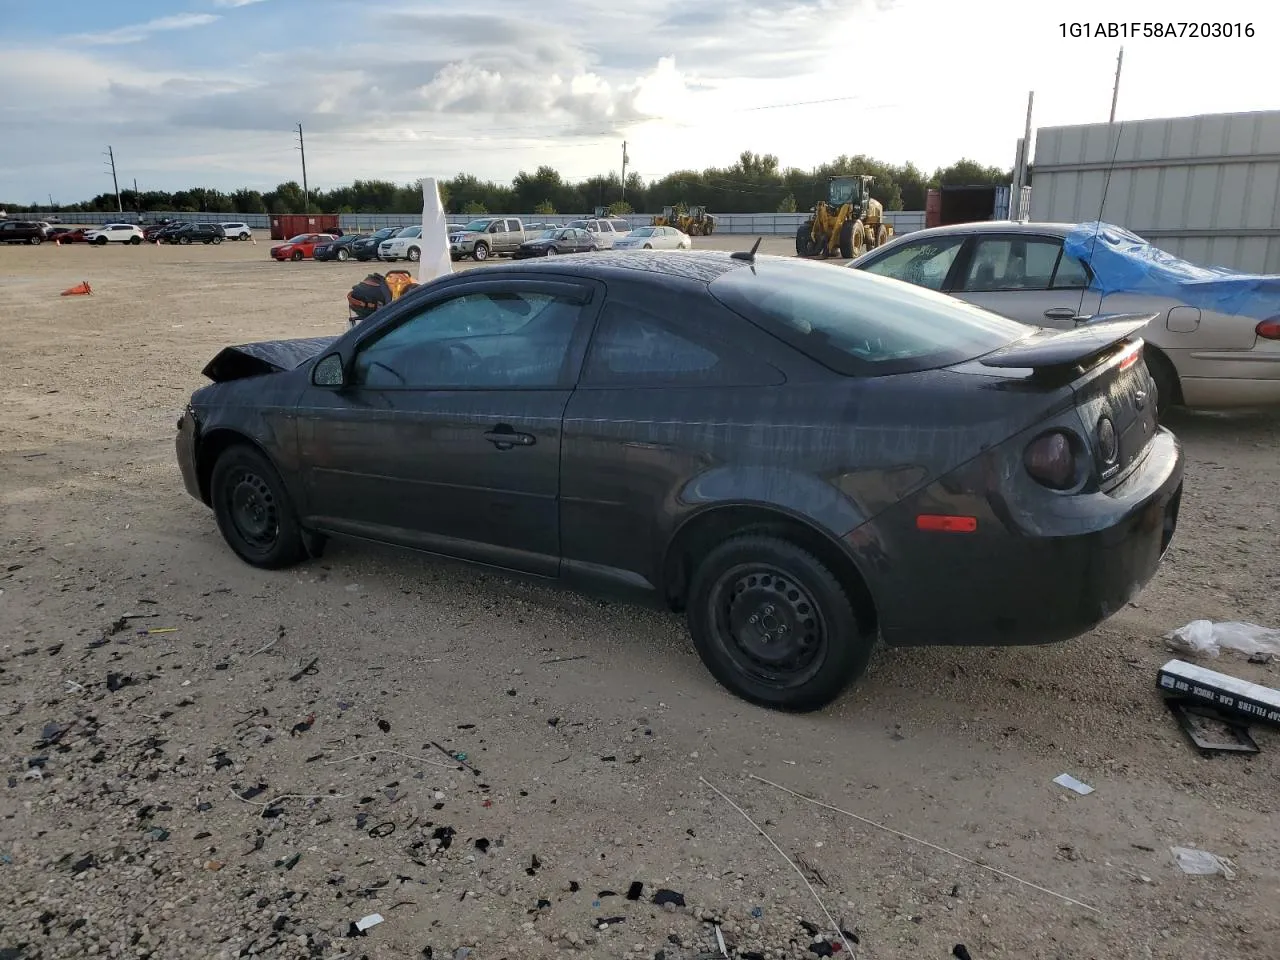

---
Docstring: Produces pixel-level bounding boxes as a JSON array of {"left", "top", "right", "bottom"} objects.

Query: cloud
[
  {"left": 214, "top": 0, "right": 268, "bottom": 6},
  {"left": 71, "top": 13, "right": 220, "bottom": 46}
]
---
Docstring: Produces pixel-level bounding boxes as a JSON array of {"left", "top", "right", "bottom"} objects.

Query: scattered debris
[
  {"left": 355, "top": 913, "right": 384, "bottom": 933},
  {"left": 377, "top": 718, "right": 391, "bottom": 733},
  {"left": 749, "top": 774, "right": 1101, "bottom": 913},
  {"left": 290, "top": 713, "right": 315, "bottom": 737},
  {"left": 369, "top": 822, "right": 396, "bottom": 838},
  {"left": 625, "top": 881, "right": 643, "bottom": 901},
  {"left": 953, "top": 946, "right": 974, "bottom": 960},
  {"left": 1052, "top": 773, "right": 1095, "bottom": 796},
  {"left": 1166, "top": 698, "right": 1259, "bottom": 754},
  {"left": 1165, "top": 619, "right": 1280, "bottom": 658},
  {"left": 652, "top": 889, "right": 685, "bottom": 908},
  {"left": 288, "top": 656, "right": 319, "bottom": 681},
  {"left": 1158, "top": 659, "right": 1280, "bottom": 730},
  {"left": 700, "top": 777, "right": 857, "bottom": 955},
  {"left": 1170, "top": 846, "right": 1236, "bottom": 878}
]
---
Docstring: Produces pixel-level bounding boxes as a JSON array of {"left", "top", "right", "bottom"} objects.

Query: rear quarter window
[{"left": 709, "top": 257, "right": 1027, "bottom": 376}]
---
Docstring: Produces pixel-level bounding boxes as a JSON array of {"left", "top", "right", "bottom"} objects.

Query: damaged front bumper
[{"left": 176, "top": 404, "right": 203, "bottom": 503}]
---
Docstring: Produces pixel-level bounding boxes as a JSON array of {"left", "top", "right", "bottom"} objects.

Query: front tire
[
  {"left": 472, "top": 242, "right": 489, "bottom": 261},
  {"left": 337, "top": 248, "right": 349, "bottom": 261},
  {"left": 407, "top": 246, "right": 420, "bottom": 262},
  {"left": 687, "top": 535, "right": 871, "bottom": 712},
  {"left": 291, "top": 250, "right": 303, "bottom": 261},
  {"left": 30, "top": 235, "right": 44, "bottom": 246},
  {"left": 545, "top": 246, "right": 558, "bottom": 256},
  {"left": 209, "top": 445, "right": 307, "bottom": 569},
  {"left": 129, "top": 236, "right": 141, "bottom": 245}
]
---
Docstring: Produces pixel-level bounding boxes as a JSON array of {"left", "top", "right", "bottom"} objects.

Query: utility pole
[
  {"left": 1109, "top": 47, "right": 1124, "bottom": 123},
  {"left": 295, "top": 123, "right": 309, "bottom": 214},
  {"left": 133, "top": 178, "right": 140, "bottom": 218},
  {"left": 104, "top": 145, "right": 122, "bottom": 213},
  {"left": 620, "top": 140, "right": 629, "bottom": 202}
]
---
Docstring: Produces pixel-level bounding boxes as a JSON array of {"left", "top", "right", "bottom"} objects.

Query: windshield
[
  {"left": 393, "top": 226, "right": 420, "bottom": 238},
  {"left": 710, "top": 257, "right": 1026, "bottom": 376},
  {"left": 629, "top": 227, "right": 655, "bottom": 237},
  {"left": 374, "top": 228, "right": 397, "bottom": 239},
  {"left": 565, "top": 220, "right": 588, "bottom": 229},
  {"left": 462, "top": 220, "right": 492, "bottom": 232},
  {"left": 286, "top": 234, "right": 311, "bottom": 243},
  {"left": 535, "top": 230, "right": 556, "bottom": 240}
]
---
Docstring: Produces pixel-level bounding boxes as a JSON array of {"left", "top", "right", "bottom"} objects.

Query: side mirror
[{"left": 312, "top": 352, "right": 346, "bottom": 387}]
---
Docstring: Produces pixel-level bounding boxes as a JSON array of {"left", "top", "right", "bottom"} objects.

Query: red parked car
[
  {"left": 270, "top": 233, "right": 336, "bottom": 261},
  {"left": 49, "top": 227, "right": 89, "bottom": 244}
]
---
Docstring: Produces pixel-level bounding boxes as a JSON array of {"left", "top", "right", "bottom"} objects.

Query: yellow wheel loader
[
  {"left": 796, "top": 175, "right": 894, "bottom": 260},
  {"left": 684, "top": 205, "right": 717, "bottom": 236}
]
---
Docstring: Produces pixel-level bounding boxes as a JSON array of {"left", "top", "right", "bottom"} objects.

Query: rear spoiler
[{"left": 979, "top": 314, "right": 1156, "bottom": 371}]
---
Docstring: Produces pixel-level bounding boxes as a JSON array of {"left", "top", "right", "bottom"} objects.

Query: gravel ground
[{"left": 1, "top": 234, "right": 1278, "bottom": 960}]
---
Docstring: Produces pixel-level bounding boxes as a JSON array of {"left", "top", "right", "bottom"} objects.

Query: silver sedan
[
  {"left": 613, "top": 225, "right": 692, "bottom": 250},
  {"left": 848, "top": 220, "right": 1280, "bottom": 413}
]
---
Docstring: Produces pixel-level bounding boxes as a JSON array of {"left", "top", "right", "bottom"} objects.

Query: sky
[{"left": 0, "top": 0, "right": 1275, "bottom": 204}]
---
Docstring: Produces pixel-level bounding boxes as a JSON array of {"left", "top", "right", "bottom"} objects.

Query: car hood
[
  {"left": 201, "top": 336, "right": 338, "bottom": 383},
  {"left": 451, "top": 231, "right": 480, "bottom": 238}
]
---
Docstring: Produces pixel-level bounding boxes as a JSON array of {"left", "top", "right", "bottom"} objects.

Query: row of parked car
[
  {"left": 270, "top": 217, "right": 695, "bottom": 264},
  {"left": 0, "top": 218, "right": 256, "bottom": 245}
]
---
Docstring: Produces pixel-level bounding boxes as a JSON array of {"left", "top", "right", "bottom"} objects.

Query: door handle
[
  {"left": 1043, "top": 307, "right": 1078, "bottom": 321},
  {"left": 483, "top": 428, "right": 536, "bottom": 449}
]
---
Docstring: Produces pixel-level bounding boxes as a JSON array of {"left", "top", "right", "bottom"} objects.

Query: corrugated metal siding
[
  {"left": 1030, "top": 109, "right": 1280, "bottom": 272},
  {"left": 7, "top": 210, "right": 925, "bottom": 237}
]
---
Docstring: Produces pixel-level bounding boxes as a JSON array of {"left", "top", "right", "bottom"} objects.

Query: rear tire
[
  {"left": 209, "top": 444, "right": 307, "bottom": 569},
  {"left": 686, "top": 535, "right": 871, "bottom": 712},
  {"left": 1145, "top": 348, "right": 1181, "bottom": 419}
]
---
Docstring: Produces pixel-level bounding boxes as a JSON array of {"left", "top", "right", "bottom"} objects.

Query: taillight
[
  {"left": 1257, "top": 317, "right": 1280, "bottom": 341},
  {"left": 1024, "top": 431, "right": 1078, "bottom": 490}
]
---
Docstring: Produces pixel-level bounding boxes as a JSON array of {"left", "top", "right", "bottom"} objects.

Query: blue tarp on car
[{"left": 1064, "top": 221, "right": 1280, "bottom": 321}]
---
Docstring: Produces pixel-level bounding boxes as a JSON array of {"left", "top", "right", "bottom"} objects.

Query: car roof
[
  {"left": 455, "top": 249, "right": 748, "bottom": 286},
  {"left": 891, "top": 220, "right": 1079, "bottom": 242}
]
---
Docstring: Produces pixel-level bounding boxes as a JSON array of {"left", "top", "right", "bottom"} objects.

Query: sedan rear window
[{"left": 709, "top": 257, "right": 1027, "bottom": 376}]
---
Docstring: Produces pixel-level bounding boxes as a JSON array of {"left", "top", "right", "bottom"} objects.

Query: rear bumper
[{"left": 866, "top": 427, "right": 1184, "bottom": 648}]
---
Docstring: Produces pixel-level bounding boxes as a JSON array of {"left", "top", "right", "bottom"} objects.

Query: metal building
[{"left": 1028, "top": 109, "right": 1280, "bottom": 272}]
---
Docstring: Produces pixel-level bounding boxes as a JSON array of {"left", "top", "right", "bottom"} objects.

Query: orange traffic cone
[{"left": 60, "top": 281, "right": 92, "bottom": 297}]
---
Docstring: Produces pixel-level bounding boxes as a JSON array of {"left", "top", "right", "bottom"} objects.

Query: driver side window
[
  {"left": 352, "top": 289, "right": 584, "bottom": 390},
  {"left": 860, "top": 237, "right": 965, "bottom": 291}
]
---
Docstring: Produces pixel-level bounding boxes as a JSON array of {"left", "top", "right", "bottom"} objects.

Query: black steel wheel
[
  {"left": 209, "top": 444, "right": 306, "bottom": 569},
  {"left": 687, "top": 535, "right": 870, "bottom": 711},
  {"left": 290, "top": 250, "right": 303, "bottom": 261}
]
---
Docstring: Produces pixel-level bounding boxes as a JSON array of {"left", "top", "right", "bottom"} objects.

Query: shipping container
[
  {"left": 925, "top": 185, "right": 1012, "bottom": 228},
  {"left": 270, "top": 213, "right": 340, "bottom": 241},
  {"left": 1028, "top": 109, "right": 1280, "bottom": 272}
]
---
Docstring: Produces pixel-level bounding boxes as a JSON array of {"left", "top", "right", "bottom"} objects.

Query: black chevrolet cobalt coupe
[{"left": 176, "top": 250, "right": 1183, "bottom": 711}]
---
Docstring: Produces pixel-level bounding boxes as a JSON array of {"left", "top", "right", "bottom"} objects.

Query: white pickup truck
[{"left": 448, "top": 217, "right": 531, "bottom": 261}]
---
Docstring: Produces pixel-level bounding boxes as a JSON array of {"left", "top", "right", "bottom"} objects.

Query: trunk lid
[{"left": 979, "top": 313, "right": 1159, "bottom": 486}]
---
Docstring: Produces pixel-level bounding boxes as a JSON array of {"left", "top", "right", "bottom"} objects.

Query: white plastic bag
[{"left": 1165, "top": 620, "right": 1280, "bottom": 658}]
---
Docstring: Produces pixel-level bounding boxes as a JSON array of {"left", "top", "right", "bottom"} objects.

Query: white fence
[{"left": 10, "top": 209, "right": 927, "bottom": 237}]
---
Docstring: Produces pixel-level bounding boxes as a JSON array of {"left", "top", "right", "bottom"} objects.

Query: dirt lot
[{"left": 1, "top": 234, "right": 1278, "bottom": 960}]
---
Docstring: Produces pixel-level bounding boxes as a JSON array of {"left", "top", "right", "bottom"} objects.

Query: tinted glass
[
  {"left": 610, "top": 220, "right": 631, "bottom": 232},
  {"left": 961, "top": 237, "right": 1063, "bottom": 292},
  {"left": 711, "top": 257, "right": 1025, "bottom": 376},
  {"left": 581, "top": 302, "right": 778, "bottom": 387},
  {"left": 353, "top": 290, "right": 583, "bottom": 389},
  {"left": 631, "top": 227, "right": 655, "bottom": 237},
  {"left": 859, "top": 236, "right": 964, "bottom": 291}
]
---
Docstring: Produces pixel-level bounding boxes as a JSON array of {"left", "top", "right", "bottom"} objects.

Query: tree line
[{"left": 11, "top": 152, "right": 1009, "bottom": 217}]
